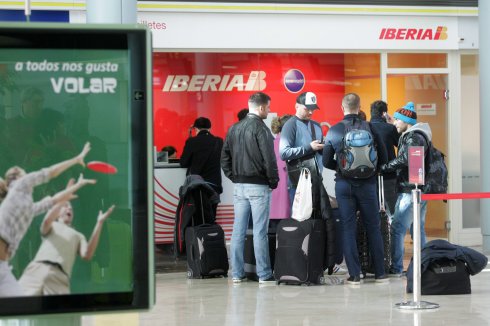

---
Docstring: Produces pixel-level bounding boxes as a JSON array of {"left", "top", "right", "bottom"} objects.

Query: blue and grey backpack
[{"left": 338, "top": 119, "right": 378, "bottom": 179}]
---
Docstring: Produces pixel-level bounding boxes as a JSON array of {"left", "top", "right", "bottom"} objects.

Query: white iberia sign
[{"left": 162, "top": 71, "right": 266, "bottom": 92}]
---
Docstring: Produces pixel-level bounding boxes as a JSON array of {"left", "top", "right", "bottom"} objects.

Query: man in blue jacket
[
  {"left": 323, "top": 93, "right": 388, "bottom": 285},
  {"left": 221, "top": 92, "right": 279, "bottom": 285}
]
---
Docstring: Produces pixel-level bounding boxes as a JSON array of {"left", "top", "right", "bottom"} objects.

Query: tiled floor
[
  {"left": 82, "top": 263, "right": 490, "bottom": 326},
  {"left": 78, "top": 241, "right": 490, "bottom": 326}
]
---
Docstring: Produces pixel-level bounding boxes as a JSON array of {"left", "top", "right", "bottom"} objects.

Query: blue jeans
[
  {"left": 335, "top": 178, "right": 386, "bottom": 278},
  {"left": 390, "top": 192, "right": 428, "bottom": 273},
  {"left": 231, "top": 183, "right": 272, "bottom": 280}
]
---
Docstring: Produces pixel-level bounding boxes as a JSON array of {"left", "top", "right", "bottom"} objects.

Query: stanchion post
[
  {"left": 413, "top": 188, "right": 422, "bottom": 303},
  {"left": 24, "top": 0, "right": 31, "bottom": 22},
  {"left": 396, "top": 188, "right": 439, "bottom": 310}
]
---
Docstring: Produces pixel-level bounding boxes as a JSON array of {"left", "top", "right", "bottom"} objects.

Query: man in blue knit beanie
[{"left": 380, "top": 101, "right": 433, "bottom": 276}]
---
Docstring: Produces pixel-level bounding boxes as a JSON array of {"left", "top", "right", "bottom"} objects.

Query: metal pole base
[{"left": 396, "top": 301, "right": 440, "bottom": 310}]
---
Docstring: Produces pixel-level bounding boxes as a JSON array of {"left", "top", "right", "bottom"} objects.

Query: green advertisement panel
[{"left": 0, "top": 24, "right": 152, "bottom": 316}]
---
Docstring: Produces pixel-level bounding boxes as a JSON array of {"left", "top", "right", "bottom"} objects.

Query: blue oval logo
[{"left": 283, "top": 69, "right": 305, "bottom": 93}]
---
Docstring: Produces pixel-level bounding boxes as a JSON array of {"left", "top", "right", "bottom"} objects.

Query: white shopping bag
[{"left": 291, "top": 168, "right": 313, "bottom": 221}]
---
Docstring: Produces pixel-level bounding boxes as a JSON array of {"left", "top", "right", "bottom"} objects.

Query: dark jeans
[
  {"left": 335, "top": 178, "right": 386, "bottom": 278},
  {"left": 332, "top": 208, "right": 344, "bottom": 265},
  {"left": 381, "top": 177, "right": 398, "bottom": 216}
]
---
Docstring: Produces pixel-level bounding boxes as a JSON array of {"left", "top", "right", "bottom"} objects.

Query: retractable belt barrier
[
  {"left": 422, "top": 192, "right": 490, "bottom": 201},
  {"left": 397, "top": 190, "right": 490, "bottom": 311}
]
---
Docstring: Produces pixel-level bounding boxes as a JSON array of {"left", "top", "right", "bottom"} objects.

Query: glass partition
[
  {"left": 461, "top": 54, "right": 480, "bottom": 229},
  {"left": 388, "top": 53, "right": 447, "bottom": 69}
]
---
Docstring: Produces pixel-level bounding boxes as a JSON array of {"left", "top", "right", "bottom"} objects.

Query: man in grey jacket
[
  {"left": 279, "top": 92, "right": 324, "bottom": 206},
  {"left": 221, "top": 92, "right": 279, "bottom": 285}
]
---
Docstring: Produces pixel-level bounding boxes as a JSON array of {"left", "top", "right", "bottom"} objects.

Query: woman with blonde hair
[{"left": 0, "top": 142, "right": 96, "bottom": 297}]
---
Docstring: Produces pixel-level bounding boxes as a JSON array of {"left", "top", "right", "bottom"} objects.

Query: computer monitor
[{"left": 0, "top": 23, "right": 153, "bottom": 316}]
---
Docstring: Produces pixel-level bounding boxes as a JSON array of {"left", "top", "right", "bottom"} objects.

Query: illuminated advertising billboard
[{"left": 0, "top": 23, "right": 153, "bottom": 315}]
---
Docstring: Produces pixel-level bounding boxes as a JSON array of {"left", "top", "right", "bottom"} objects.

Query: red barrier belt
[{"left": 421, "top": 192, "right": 490, "bottom": 201}]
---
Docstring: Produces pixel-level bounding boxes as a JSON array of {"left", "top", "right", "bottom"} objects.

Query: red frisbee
[{"left": 86, "top": 161, "right": 118, "bottom": 174}]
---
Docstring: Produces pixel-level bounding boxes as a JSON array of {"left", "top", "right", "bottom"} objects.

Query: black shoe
[
  {"left": 388, "top": 268, "right": 403, "bottom": 278},
  {"left": 259, "top": 276, "right": 276, "bottom": 285},
  {"left": 375, "top": 275, "right": 389, "bottom": 283},
  {"left": 232, "top": 276, "right": 247, "bottom": 284},
  {"left": 346, "top": 275, "right": 361, "bottom": 285}
]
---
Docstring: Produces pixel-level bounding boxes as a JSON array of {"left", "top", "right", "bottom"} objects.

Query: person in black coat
[
  {"left": 180, "top": 117, "right": 223, "bottom": 195},
  {"left": 370, "top": 100, "right": 400, "bottom": 215}
]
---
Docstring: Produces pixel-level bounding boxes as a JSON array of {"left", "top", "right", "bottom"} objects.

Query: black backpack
[
  {"left": 415, "top": 131, "right": 448, "bottom": 194},
  {"left": 338, "top": 119, "right": 378, "bottom": 179}
]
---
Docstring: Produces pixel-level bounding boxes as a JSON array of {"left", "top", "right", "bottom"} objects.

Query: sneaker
[
  {"left": 375, "top": 275, "right": 389, "bottom": 283},
  {"left": 388, "top": 269, "right": 403, "bottom": 278},
  {"left": 232, "top": 276, "right": 247, "bottom": 284},
  {"left": 346, "top": 275, "right": 361, "bottom": 285},
  {"left": 258, "top": 276, "right": 276, "bottom": 285},
  {"left": 332, "top": 264, "right": 348, "bottom": 275}
]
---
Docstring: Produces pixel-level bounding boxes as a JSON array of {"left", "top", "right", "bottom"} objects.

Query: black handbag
[
  {"left": 286, "top": 154, "right": 317, "bottom": 187},
  {"left": 407, "top": 258, "right": 471, "bottom": 295},
  {"left": 422, "top": 259, "right": 471, "bottom": 295}
]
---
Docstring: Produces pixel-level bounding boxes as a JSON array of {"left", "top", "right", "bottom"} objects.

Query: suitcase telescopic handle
[
  {"left": 190, "top": 190, "right": 206, "bottom": 227},
  {"left": 199, "top": 190, "right": 205, "bottom": 225},
  {"left": 378, "top": 174, "right": 385, "bottom": 212}
]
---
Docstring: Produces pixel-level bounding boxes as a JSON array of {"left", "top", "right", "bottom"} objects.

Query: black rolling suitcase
[
  {"left": 244, "top": 231, "right": 276, "bottom": 281},
  {"left": 274, "top": 218, "right": 326, "bottom": 285},
  {"left": 185, "top": 191, "right": 229, "bottom": 279},
  {"left": 185, "top": 224, "right": 229, "bottom": 278},
  {"left": 357, "top": 175, "right": 391, "bottom": 276}
]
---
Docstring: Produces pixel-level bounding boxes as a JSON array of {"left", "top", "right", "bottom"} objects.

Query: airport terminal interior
[{"left": 0, "top": 1, "right": 487, "bottom": 325}]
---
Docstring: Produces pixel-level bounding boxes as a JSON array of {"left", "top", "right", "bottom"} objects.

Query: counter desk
[{"left": 154, "top": 164, "right": 235, "bottom": 244}]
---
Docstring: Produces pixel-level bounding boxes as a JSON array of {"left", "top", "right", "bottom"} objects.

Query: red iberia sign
[{"left": 379, "top": 26, "right": 447, "bottom": 40}]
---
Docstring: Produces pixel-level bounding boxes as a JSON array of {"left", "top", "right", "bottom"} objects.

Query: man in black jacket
[
  {"left": 370, "top": 100, "right": 400, "bottom": 215},
  {"left": 380, "top": 102, "right": 432, "bottom": 276},
  {"left": 322, "top": 93, "right": 389, "bottom": 285},
  {"left": 221, "top": 92, "right": 279, "bottom": 285},
  {"left": 180, "top": 117, "right": 223, "bottom": 195}
]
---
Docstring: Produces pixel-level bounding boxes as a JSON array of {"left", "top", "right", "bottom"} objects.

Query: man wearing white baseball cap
[{"left": 279, "top": 91, "right": 325, "bottom": 212}]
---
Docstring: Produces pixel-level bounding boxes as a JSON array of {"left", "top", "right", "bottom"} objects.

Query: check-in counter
[
  {"left": 154, "top": 162, "right": 336, "bottom": 245},
  {"left": 153, "top": 164, "right": 235, "bottom": 244}
]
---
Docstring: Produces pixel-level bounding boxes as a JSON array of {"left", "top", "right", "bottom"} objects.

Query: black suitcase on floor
[
  {"left": 185, "top": 223, "right": 229, "bottom": 279},
  {"left": 357, "top": 212, "right": 390, "bottom": 275},
  {"left": 274, "top": 218, "right": 326, "bottom": 285},
  {"left": 407, "top": 258, "right": 471, "bottom": 295},
  {"left": 357, "top": 175, "right": 391, "bottom": 276},
  {"left": 244, "top": 231, "right": 276, "bottom": 281}
]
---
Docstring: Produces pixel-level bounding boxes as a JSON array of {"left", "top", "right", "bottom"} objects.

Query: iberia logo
[
  {"left": 379, "top": 26, "right": 448, "bottom": 40},
  {"left": 162, "top": 71, "right": 266, "bottom": 92}
]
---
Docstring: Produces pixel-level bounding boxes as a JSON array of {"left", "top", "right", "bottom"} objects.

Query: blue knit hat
[{"left": 393, "top": 101, "right": 417, "bottom": 125}]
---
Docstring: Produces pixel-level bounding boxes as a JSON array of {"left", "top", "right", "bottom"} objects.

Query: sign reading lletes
[{"left": 379, "top": 26, "right": 448, "bottom": 40}]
